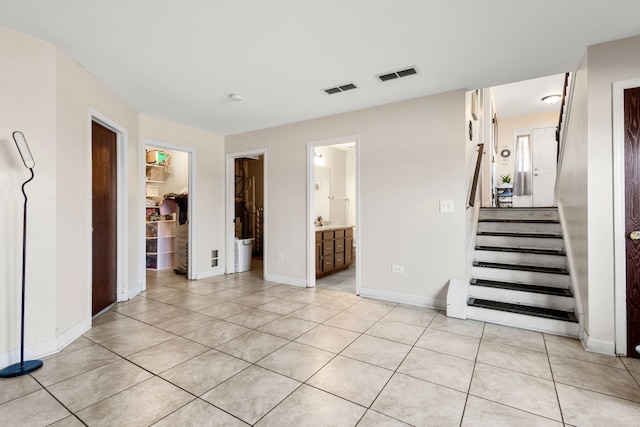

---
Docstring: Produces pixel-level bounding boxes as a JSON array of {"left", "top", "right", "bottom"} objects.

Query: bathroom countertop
[{"left": 315, "top": 224, "right": 354, "bottom": 232}]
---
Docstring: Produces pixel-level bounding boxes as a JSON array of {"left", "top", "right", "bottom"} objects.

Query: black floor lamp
[{"left": 0, "top": 131, "right": 43, "bottom": 378}]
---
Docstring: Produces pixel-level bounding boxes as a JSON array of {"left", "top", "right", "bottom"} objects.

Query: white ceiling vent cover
[
  {"left": 377, "top": 67, "right": 418, "bottom": 82},
  {"left": 323, "top": 82, "right": 358, "bottom": 95}
]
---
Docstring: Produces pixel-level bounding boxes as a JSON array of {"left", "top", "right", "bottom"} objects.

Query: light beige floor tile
[
  {"left": 0, "top": 373, "right": 42, "bottom": 405},
  {"left": 621, "top": 356, "right": 640, "bottom": 372},
  {"left": 255, "top": 384, "right": 366, "bottom": 427},
  {"left": 129, "top": 305, "right": 190, "bottom": 325},
  {"left": 357, "top": 410, "right": 411, "bottom": 426},
  {"left": 154, "top": 312, "right": 218, "bottom": 335},
  {"left": 216, "top": 330, "right": 288, "bottom": 363},
  {"left": 341, "top": 334, "right": 411, "bottom": 371},
  {"left": 91, "top": 310, "right": 127, "bottom": 327},
  {"left": 233, "top": 293, "right": 278, "bottom": 307},
  {"left": 225, "top": 308, "right": 282, "bottom": 329},
  {"left": 0, "top": 389, "right": 70, "bottom": 427},
  {"left": 160, "top": 349, "right": 250, "bottom": 396},
  {"left": 462, "top": 395, "right": 563, "bottom": 427},
  {"left": 76, "top": 377, "right": 193, "bottom": 427},
  {"left": 415, "top": 328, "right": 480, "bottom": 360},
  {"left": 258, "top": 285, "right": 300, "bottom": 298},
  {"left": 295, "top": 324, "right": 360, "bottom": 353},
  {"left": 366, "top": 319, "right": 425, "bottom": 345},
  {"left": 283, "top": 290, "right": 323, "bottom": 304},
  {"left": 549, "top": 354, "right": 640, "bottom": 402},
  {"left": 428, "top": 313, "right": 484, "bottom": 338},
  {"left": 184, "top": 320, "right": 251, "bottom": 348},
  {"left": 469, "top": 363, "right": 561, "bottom": 421},
  {"left": 312, "top": 295, "right": 358, "bottom": 311},
  {"left": 94, "top": 324, "right": 176, "bottom": 356},
  {"left": 257, "top": 298, "right": 306, "bottom": 315},
  {"left": 631, "top": 369, "right": 640, "bottom": 383},
  {"left": 112, "top": 298, "right": 168, "bottom": 316},
  {"left": 170, "top": 295, "right": 221, "bottom": 311},
  {"left": 83, "top": 317, "right": 150, "bottom": 343},
  {"left": 383, "top": 306, "right": 438, "bottom": 327},
  {"left": 257, "top": 342, "right": 335, "bottom": 382},
  {"left": 48, "top": 416, "right": 85, "bottom": 427},
  {"left": 127, "top": 336, "right": 209, "bottom": 374},
  {"left": 33, "top": 345, "right": 120, "bottom": 386},
  {"left": 544, "top": 334, "right": 624, "bottom": 368},
  {"left": 58, "top": 336, "right": 94, "bottom": 355},
  {"left": 372, "top": 373, "right": 466, "bottom": 426},
  {"left": 398, "top": 347, "right": 474, "bottom": 392},
  {"left": 477, "top": 340, "right": 552, "bottom": 379},
  {"left": 144, "top": 289, "right": 194, "bottom": 305},
  {"left": 482, "top": 323, "right": 546, "bottom": 352},
  {"left": 153, "top": 399, "right": 248, "bottom": 426},
  {"left": 346, "top": 300, "right": 396, "bottom": 318},
  {"left": 290, "top": 305, "right": 342, "bottom": 323},
  {"left": 323, "top": 311, "right": 380, "bottom": 333},
  {"left": 197, "top": 301, "right": 252, "bottom": 319},
  {"left": 47, "top": 359, "right": 152, "bottom": 411},
  {"left": 308, "top": 356, "right": 393, "bottom": 407},
  {"left": 257, "top": 316, "right": 318, "bottom": 340},
  {"left": 209, "top": 288, "right": 251, "bottom": 300},
  {"left": 556, "top": 383, "right": 640, "bottom": 426},
  {"left": 202, "top": 365, "right": 300, "bottom": 424}
]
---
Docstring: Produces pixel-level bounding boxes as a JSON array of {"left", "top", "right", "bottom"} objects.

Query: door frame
[
  {"left": 141, "top": 140, "right": 197, "bottom": 287},
  {"left": 306, "top": 135, "right": 361, "bottom": 293},
  {"left": 88, "top": 109, "right": 128, "bottom": 316},
  {"left": 613, "top": 78, "right": 640, "bottom": 356},
  {"left": 225, "top": 149, "right": 267, "bottom": 278}
]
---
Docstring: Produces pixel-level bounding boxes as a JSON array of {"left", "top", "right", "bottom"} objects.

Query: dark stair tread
[
  {"left": 473, "top": 261, "right": 569, "bottom": 275},
  {"left": 478, "top": 219, "right": 560, "bottom": 224},
  {"left": 468, "top": 298, "right": 578, "bottom": 323},
  {"left": 470, "top": 279, "right": 573, "bottom": 297},
  {"left": 477, "top": 231, "right": 563, "bottom": 239},
  {"left": 474, "top": 246, "right": 566, "bottom": 256}
]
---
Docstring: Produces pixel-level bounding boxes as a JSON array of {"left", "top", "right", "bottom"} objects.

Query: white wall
[
  {"left": 139, "top": 116, "right": 226, "bottom": 280},
  {"left": 226, "top": 91, "right": 466, "bottom": 306}
]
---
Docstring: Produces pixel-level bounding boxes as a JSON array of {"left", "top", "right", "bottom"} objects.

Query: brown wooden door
[
  {"left": 92, "top": 121, "right": 118, "bottom": 316},
  {"left": 625, "top": 87, "right": 640, "bottom": 358}
]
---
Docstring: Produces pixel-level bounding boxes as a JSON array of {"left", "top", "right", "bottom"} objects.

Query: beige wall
[
  {"left": 227, "top": 91, "right": 466, "bottom": 306},
  {"left": 139, "top": 116, "right": 226, "bottom": 279}
]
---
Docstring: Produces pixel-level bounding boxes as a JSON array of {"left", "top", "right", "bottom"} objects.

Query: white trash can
[{"left": 234, "top": 238, "right": 254, "bottom": 272}]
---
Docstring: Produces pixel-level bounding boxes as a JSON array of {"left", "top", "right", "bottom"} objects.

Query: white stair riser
[
  {"left": 466, "top": 306, "right": 579, "bottom": 337},
  {"left": 477, "top": 221, "right": 562, "bottom": 234},
  {"left": 474, "top": 250, "right": 567, "bottom": 269},
  {"left": 479, "top": 209, "right": 559, "bottom": 221},
  {"left": 472, "top": 266, "right": 571, "bottom": 288},
  {"left": 476, "top": 235, "right": 565, "bottom": 251},
  {"left": 468, "top": 285, "right": 574, "bottom": 310}
]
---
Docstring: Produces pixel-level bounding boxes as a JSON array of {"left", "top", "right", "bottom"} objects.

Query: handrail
[
  {"left": 468, "top": 143, "right": 484, "bottom": 207},
  {"left": 556, "top": 72, "right": 570, "bottom": 150}
]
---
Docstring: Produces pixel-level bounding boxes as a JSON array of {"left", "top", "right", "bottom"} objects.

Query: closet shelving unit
[{"left": 145, "top": 163, "right": 175, "bottom": 269}]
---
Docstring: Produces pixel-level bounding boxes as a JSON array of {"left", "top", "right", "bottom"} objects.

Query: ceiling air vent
[
  {"left": 324, "top": 82, "right": 358, "bottom": 95},
  {"left": 377, "top": 67, "right": 418, "bottom": 82}
]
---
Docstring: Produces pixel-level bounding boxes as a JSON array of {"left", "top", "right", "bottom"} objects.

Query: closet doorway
[
  {"left": 143, "top": 141, "right": 194, "bottom": 289},
  {"left": 307, "top": 135, "right": 360, "bottom": 294}
]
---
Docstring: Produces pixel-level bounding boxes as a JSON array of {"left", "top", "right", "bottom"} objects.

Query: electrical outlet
[
  {"left": 276, "top": 253, "right": 284, "bottom": 260},
  {"left": 392, "top": 265, "right": 404, "bottom": 274},
  {"left": 439, "top": 200, "right": 454, "bottom": 212}
]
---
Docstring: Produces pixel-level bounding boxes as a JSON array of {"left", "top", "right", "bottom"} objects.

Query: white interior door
[{"left": 532, "top": 127, "right": 557, "bottom": 207}]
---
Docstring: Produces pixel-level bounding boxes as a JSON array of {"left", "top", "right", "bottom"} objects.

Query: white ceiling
[
  {"left": 1, "top": 1, "right": 639, "bottom": 135},
  {"left": 493, "top": 73, "right": 566, "bottom": 119}
]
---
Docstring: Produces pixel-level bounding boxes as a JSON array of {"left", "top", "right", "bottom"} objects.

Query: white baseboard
[
  {"left": 128, "top": 283, "right": 142, "bottom": 300},
  {"left": 359, "top": 287, "right": 446, "bottom": 310},
  {"left": 264, "top": 274, "right": 307, "bottom": 288},
  {"left": 196, "top": 267, "right": 225, "bottom": 280},
  {"left": 582, "top": 330, "right": 616, "bottom": 355},
  {"left": 0, "top": 317, "right": 91, "bottom": 367}
]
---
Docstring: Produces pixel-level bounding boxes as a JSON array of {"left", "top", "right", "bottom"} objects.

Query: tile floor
[{"left": 2, "top": 262, "right": 640, "bottom": 426}]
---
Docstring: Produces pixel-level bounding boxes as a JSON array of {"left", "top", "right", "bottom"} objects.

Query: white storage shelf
[{"left": 146, "top": 219, "right": 175, "bottom": 270}]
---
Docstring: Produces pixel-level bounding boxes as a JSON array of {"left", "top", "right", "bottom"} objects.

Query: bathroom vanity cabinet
[{"left": 315, "top": 226, "right": 354, "bottom": 278}]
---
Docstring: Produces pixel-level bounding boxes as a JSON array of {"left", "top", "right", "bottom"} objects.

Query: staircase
[{"left": 466, "top": 207, "right": 579, "bottom": 337}]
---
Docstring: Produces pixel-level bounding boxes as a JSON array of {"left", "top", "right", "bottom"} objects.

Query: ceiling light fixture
[
  {"left": 541, "top": 94, "right": 561, "bottom": 104},
  {"left": 229, "top": 94, "right": 243, "bottom": 102}
]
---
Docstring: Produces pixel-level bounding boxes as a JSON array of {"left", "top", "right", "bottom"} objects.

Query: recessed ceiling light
[
  {"left": 229, "top": 94, "right": 243, "bottom": 102},
  {"left": 541, "top": 94, "right": 561, "bottom": 104}
]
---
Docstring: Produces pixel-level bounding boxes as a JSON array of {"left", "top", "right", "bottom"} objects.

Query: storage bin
[{"left": 234, "top": 238, "right": 254, "bottom": 272}]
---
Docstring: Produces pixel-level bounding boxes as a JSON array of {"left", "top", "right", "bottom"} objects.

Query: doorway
[
  {"left": 91, "top": 119, "right": 125, "bottom": 316},
  {"left": 307, "top": 136, "right": 360, "bottom": 294},
  {"left": 143, "top": 141, "right": 194, "bottom": 288},
  {"left": 614, "top": 78, "right": 640, "bottom": 358},
  {"left": 226, "top": 150, "right": 267, "bottom": 278}
]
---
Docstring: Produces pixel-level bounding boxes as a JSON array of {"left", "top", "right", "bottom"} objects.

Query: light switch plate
[{"left": 440, "top": 200, "right": 454, "bottom": 212}]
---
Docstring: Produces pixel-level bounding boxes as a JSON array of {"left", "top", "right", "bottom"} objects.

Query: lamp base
[{"left": 0, "top": 360, "right": 43, "bottom": 378}]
